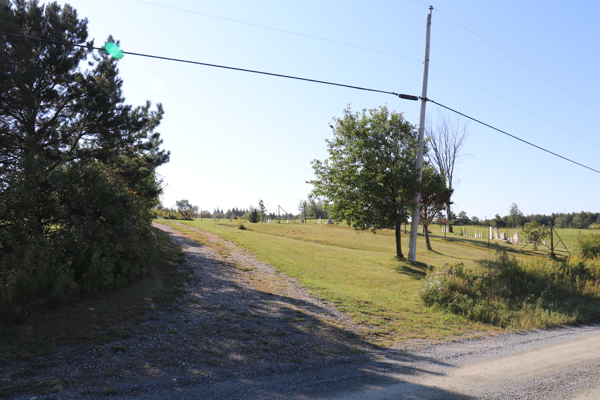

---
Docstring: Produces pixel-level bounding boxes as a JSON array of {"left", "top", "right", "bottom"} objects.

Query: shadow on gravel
[{"left": 152, "top": 226, "right": 474, "bottom": 400}]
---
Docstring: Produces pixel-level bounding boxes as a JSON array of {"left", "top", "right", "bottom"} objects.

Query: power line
[
  {"left": 430, "top": 66, "right": 600, "bottom": 149},
  {"left": 133, "top": 0, "right": 600, "bottom": 150},
  {"left": 428, "top": 99, "right": 600, "bottom": 175},
  {"left": 0, "top": 32, "right": 406, "bottom": 97},
  {"left": 434, "top": 7, "right": 600, "bottom": 117},
  {"left": 132, "top": 0, "right": 422, "bottom": 63},
  {"left": 3, "top": 31, "right": 599, "bottom": 175}
]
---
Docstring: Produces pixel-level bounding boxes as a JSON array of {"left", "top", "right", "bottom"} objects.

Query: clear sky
[{"left": 53, "top": 0, "right": 600, "bottom": 220}]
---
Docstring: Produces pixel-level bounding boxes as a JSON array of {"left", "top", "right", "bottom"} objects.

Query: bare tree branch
[{"left": 425, "top": 110, "right": 469, "bottom": 232}]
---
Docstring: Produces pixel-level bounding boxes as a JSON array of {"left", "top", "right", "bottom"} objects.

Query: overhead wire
[
  {"left": 431, "top": 66, "right": 600, "bottom": 149},
  {"left": 428, "top": 99, "right": 600, "bottom": 175},
  {"left": 132, "top": 0, "right": 600, "bottom": 150},
  {"left": 2, "top": 31, "right": 599, "bottom": 175},
  {"left": 433, "top": 7, "right": 600, "bottom": 117},
  {"left": 0, "top": 32, "right": 404, "bottom": 97},
  {"left": 132, "top": 0, "right": 422, "bottom": 63}
]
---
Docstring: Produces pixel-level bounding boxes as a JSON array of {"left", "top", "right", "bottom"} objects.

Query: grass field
[
  {"left": 162, "top": 219, "right": 600, "bottom": 345},
  {"left": 164, "top": 220, "right": 507, "bottom": 344}
]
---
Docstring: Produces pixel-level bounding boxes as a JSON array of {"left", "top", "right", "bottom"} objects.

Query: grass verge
[
  {"left": 421, "top": 251, "right": 600, "bottom": 328},
  {"left": 160, "top": 219, "right": 500, "bottom": 344}
]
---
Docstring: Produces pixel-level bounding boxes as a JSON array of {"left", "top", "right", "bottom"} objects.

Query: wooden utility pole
[
  {"left": 408, "top": 6, "right": 433, "bottom": 261},
  {"left": 549, "top": 218, "right": 556, "bottom": 259}
]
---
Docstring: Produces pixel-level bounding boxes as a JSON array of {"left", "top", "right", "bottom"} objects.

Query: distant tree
[
  {"left": 492, "top": 214, "right": 506, "bottom": 228},
  {"left": 471, "top": 216, "right": 480, "bottom": 225},
  {"left": 308, "top": 197, "right": 329, "bottom": 219},
  {"left": 419, "top": 165, "right": 453, "bottom": 250},
  {"left": 176, "top": 200, "right": 198, "bottom": 220},
  {"left": 522, "top": 221, "right": 549, "bottom": 251},
  {"left": 245, "top": 206, "right": 260, "bottom": 223},
  {"left": 310, "top": 106, "right": 420, "bottom": 258},
  {"left": 297, "top": 199, "right": 307, "bottom": 221},
  {"left": 456, "top": 211, "right": 471, "bottom": 225},
  {"left": 571, "top": 212, "right": 591, "bottom": 229},
  {"left": 258, "top": 199, "right": 266, "bottom": 222},
  {"left": 555, "top": 215, "right": 571, "bottom": 229},
  {"left": 426, "top": 111, "right": 469, "bottom": 233},
  {"left": 507, "top": 203, "right": 525, "bottom": 227}
]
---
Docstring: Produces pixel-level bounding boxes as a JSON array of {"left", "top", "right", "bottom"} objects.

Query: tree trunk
[
  {"left": 446, "top": 202, "right": 453, "bottom": 233},
  {"left": 395, "top": 216, "right": 403, "bottom": 258},
  {"left": 424, "top": 224, "right": 432, "bottom": 250}
]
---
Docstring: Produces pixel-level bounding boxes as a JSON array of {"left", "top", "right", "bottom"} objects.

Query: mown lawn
[{"left": 162, "top": 219, "right": 506, "bottom": 344}]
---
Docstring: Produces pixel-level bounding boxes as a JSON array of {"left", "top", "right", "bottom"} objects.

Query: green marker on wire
[{"left": 104, "top": 42, "right": 124, "bottom": 59}]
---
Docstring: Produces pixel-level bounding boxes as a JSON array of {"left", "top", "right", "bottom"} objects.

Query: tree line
[{"left": 444, "top": 203, "right": 600, "bottom": 229}]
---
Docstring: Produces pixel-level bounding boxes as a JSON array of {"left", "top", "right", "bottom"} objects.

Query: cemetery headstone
[{"left": 512, "top": 231, "right": 520, "bottom": 245}]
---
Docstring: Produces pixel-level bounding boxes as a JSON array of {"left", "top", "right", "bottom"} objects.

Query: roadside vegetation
[
  {"left": 0, "top": 228, "right": 185, "bottom": 365},
  {"left": 160, "top": 219, "right": 600, "bottom": 343},
  {"left": 421, "top": 250, "right": 600, "bottom": 328},
  {"left": 0, "top": 2, "right": 169, "bottom": 327}
]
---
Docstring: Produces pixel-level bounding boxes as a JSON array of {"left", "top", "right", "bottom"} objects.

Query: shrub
[
  {"left": 247, "top": 209, "right": 260, "bottom": 223},
  {"left": 421, "top": 251, "right": 600, "bottom": 328},
  {"left": 575, "top": 234, "right": 600, "bottom": 259}
]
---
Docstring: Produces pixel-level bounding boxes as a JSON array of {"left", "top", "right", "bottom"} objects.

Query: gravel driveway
[{"left": 8, "top": 223, "right": 600, "bottom": 399}]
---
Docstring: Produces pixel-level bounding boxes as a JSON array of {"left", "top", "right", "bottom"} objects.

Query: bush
[
  {"left": 420, "top": 251, "right": 600, "bottom": 328},
  {"left": 575, "top": 234, "right": 600, "bottom": 259},
  {"left": 247, "top": 209, "right": 260, "bottom": 223}
]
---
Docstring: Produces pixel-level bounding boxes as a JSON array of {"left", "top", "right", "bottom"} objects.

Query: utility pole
[
  {"left": 549, "top": 218, "right": 556, "bottom": 259},
  {"left": 408, "top": 6, "right": 433, "bottom": 262}
]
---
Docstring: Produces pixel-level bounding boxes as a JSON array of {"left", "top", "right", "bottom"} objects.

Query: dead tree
[{"left": 426, "top": 111, "right": 468, "bottom": 233}]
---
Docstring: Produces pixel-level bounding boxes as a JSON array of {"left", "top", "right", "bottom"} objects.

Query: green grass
[
  {"left": 0, "top": 227, "right": 186, "bottom": 364},
  {"left": 428, "top": 224, "right": 589, "bottom": 259},
  {"left": 160, "top": 219, "right": 505, "bottom": 344},
  {"left": 161, "top": 219, "right": 600, "bottom": 343}
]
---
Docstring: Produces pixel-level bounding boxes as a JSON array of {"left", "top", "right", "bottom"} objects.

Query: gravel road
[
  {"left": 10, "top": 223, "right": 600, "bottom": 399},
  {"left": 119, "top": 323, "right": 600, "bottom": 400}
]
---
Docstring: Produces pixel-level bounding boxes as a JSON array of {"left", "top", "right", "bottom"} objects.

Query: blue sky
[{"left": 54, "top": 0, "right": 600, "bottom": 220}]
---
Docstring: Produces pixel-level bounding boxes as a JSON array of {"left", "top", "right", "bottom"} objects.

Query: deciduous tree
[
  {"left": 310, "top": 106, "right": 419, "bottom": 258},
  {"left": 419, "top": 165, "right": 452, "bottom": 250},
  {"left": 426, "top": 111, "right": 468, "bottom": 233}
]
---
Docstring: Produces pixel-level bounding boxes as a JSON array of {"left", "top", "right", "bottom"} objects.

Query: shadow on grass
[
  {"left": 396, "top": 260, "right": 428, "bottom": 279},
  {"left": 430, "top": 233, "right": 573, "bottom": 258}
]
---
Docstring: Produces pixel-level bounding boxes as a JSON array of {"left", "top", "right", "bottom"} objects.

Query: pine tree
[{"left": 0, "top": 1, "right": 169, "bottom": 324}]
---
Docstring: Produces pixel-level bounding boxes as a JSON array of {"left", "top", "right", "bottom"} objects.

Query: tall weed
[{"left": 421, "top": 251, "right": 600, "bottom": 328}]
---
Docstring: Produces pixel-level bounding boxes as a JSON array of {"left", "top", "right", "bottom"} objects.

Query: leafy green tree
[
  {"left": 297, "top": 199, "right": 307, "bottom": 221},
  {"left": 310, "top": 106, "right": 419, "bottom": 258},
  {"left": 571, "top": 212, "right": 591, "bottom": 229},
  {"left": 419, "top": 165, "right": 453, "bottom": 250},
  {"left": 0, "top": 1, "right": 169, "bottom": 324},
  {"left": 456, "top": 211, "right": 470, "bottom": 225},
  {"left": 522, "top": 221, "right": 548, "bottom": 250},
  {"left": 308, "top": 197, "right": 329, "bottom": 219},
  {"left": 507, "top": 203, "right": 524, "bottom": 227},
  {"left": 175, "top": 199, "right": 198, "bottom": 220},
  {"left": 492, "top": 214, "right": 506, "bottom": 228}
]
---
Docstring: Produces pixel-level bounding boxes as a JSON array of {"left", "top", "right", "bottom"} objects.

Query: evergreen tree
[{"left": 0, "top": 1, "right": 169, "bottom": 324}]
